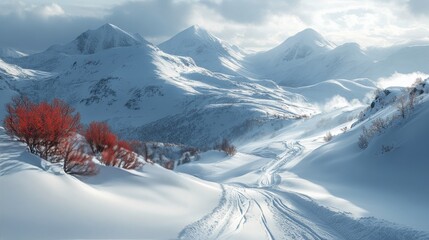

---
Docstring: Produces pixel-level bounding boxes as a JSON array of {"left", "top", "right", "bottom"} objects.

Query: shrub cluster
[
  {"left": 357, "top": 117, "right": 389, "bottom": 150},
  {"left": 85, "top": 122, "right": 141, "bottom": 169},
  {"left": 3, "top": 97, "right": 141, "bottom": 175},
  {"left": 215, "top": 138, "right": 237, "bottom": 156},
  {"left": 357, "top": 78, "right": 426, "bottom": 150}
]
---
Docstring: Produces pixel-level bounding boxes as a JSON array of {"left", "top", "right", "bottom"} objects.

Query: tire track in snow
[
  {"left": 178, "top": 185, "right": 251, "bottom": 240},
  {"left": 178, "top": 140, "right": 428, "bottom": 239},
  {"left": 257, "top": 141, "right": 303, "bottom": 188},
  {"left": 178, "top": 141, "right": 327, "bottom": 240},
  {"left": 179, "top": 184, "right": 337, "bottom": 240}
]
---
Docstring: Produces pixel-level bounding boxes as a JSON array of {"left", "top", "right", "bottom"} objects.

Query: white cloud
[{"left": 38, "top": 3, "right": 65, "bottom": 18}]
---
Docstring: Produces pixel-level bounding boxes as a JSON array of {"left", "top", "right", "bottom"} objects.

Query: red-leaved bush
[
  {"left": 84, "top": 121, "right": 117, "bottom": 154},
  {"left": 85, "top": 122, "right": 141, "bottom": 169},
  {"left": 4, "top": 96, "right": 81, "bottom": 160},
  {"left": 4, "top": 97, "right": 142, "bottom": 173},
  {"left": 101, "top": 140, "right": 141, "bottom": 169},
  {"left": 59, "top": 138, "right": 97, "bottom": 175}
]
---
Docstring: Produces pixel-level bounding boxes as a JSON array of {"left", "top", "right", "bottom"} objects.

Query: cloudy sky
[{"left": 1, "top": 0, "right": 429, "bottom": 52}]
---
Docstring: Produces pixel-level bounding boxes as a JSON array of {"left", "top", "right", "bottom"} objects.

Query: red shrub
[
  {"left": 84, "top": 121, "right": 117, "bottom": 153},
  {"left": 101, "top": 141, "right": 141, "bottom": 169},
  {"left": 60, "top": 138, "right": 97, "bottom": 175},
  {"left": 4, "top": 97, "right": 81, "bottom": 160},
  {"left": 101, "top": 146, "right": 119, "bottom": 167},
  {"left": 85, "top": 122, "right": 141, "bottom": 169}
]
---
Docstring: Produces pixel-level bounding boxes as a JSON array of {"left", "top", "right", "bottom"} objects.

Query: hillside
[
  {"left": 293, "top": 80, "right": 429, "bottom": 230},
  {"left": 0, "top": 126, "right": 221, "bottom": 239}
]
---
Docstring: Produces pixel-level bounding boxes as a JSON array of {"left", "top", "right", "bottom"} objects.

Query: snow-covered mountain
[
  {"left": 47, "top": 23, "right": 144, "bottom": 55},
  {"left": 159, "top": 25, "right": 250, "bottom": 76},
  {"left": 249, "top": 29, "right": 370, "bottom": 86},
  {"left": 156, "top": 27, "right": 429, "bottom": 88},
  {"left": 254, "top": 28, "right": 336, "bottom": 64},
  {"left": 7, "top": 24, "right": 314, "bottom": 148},
  {"left": 247, "top": 29, "right": 429, "bottom": 86}
]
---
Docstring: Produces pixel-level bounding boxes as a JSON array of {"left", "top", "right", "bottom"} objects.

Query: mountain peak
[
  {"left": 159, "top": 25, "right": 246, "bottom": 75},
  {"left": 100, "top": 23, "right": 119, "bottom": 30},
  {"left": 48, "top": 23, "right": 147, "bottom": 54},
  {"left": 286, "top": 28, "right": 335, "bottom": 49},
  {"left": 261, "top": 28, "right": 335, "bottom": 62},
  {"left": 188, "top": 24, "right": 201, "bottom": 31},
  {"left": 295, "top": 28, "right": 322, "bottom": 38},
  {"left": 159, "top": 25, "right": 223, "bottom": 55},
  {"left": 179, "top": 25, "right": 215, "bottom": 41}
]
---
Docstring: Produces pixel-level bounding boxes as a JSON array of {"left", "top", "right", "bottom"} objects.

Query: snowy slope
[
  {"left": 292, "top": 82, "right": 429, "bottom": 231},
  {"left": 176, "top": 91, "right": 429, "bottom": 238},
  {"left": 159, "top": 25, "right": 251, "bottom": 76},
  {"left": 0, "top": 58, "right": 50, "bottom": 80},
  {"left": 2, "top": 115, "right": 427, "bottom": 240},
  {"left": 0, "top": 127, "right": 221, "bottom": 239},
  {"left": 0, "top": 59, "right": 51, "bottom": 120},
  {"left": 177, "top": 104, "right": 429, "bottom": 239},
  {"left": 284, "top": 78, "right": 377, "bottom": 105},
  {"left": 0, "top": 80, "right": 18, "bottom": 121}
]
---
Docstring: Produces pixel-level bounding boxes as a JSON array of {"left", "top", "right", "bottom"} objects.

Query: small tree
[
  {"left": 215, "top": 138, "right": 237, "bottom": 156},
  {"left": 397, "top": 96, "right": 407, "bottom": 119},
  {"left": 408, "top": 92, "right": 416, "bottom": 110},
  {"left": 358, "top": 134, "right": 369, "bottom": 149},
  {"left": 324, "top": 131, "right": 333, "bottom": 142},
  {"left": 371, "top": 118, "right": 387, "bottom": 133},
  {"left": 358, "top": 126, "right": 370, "bottom": 149}
]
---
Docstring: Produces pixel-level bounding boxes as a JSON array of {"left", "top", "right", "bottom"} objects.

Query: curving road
[{"left": 179, "top": 141, "right": 428, "bottom": 240}]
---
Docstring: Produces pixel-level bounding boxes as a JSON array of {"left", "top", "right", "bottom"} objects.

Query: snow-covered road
[
  {"left": 178, "top": 140, "right": 428, "bottom": 240},
  {"left": 257, "top": 141, "right": 303, "bottom": 188}
]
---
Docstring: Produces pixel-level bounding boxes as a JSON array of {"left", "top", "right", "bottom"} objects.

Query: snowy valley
[{"left": 1, "top": 23, "right": 429, "bottom": 239}]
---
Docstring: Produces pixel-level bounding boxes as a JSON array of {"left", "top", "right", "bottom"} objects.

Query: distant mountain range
[
  {"left": 0, "top": 23, "right": 427, "bottom": 146},
  {"left": 160, "top": 26, "right": 429, "bottom": 87}
]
